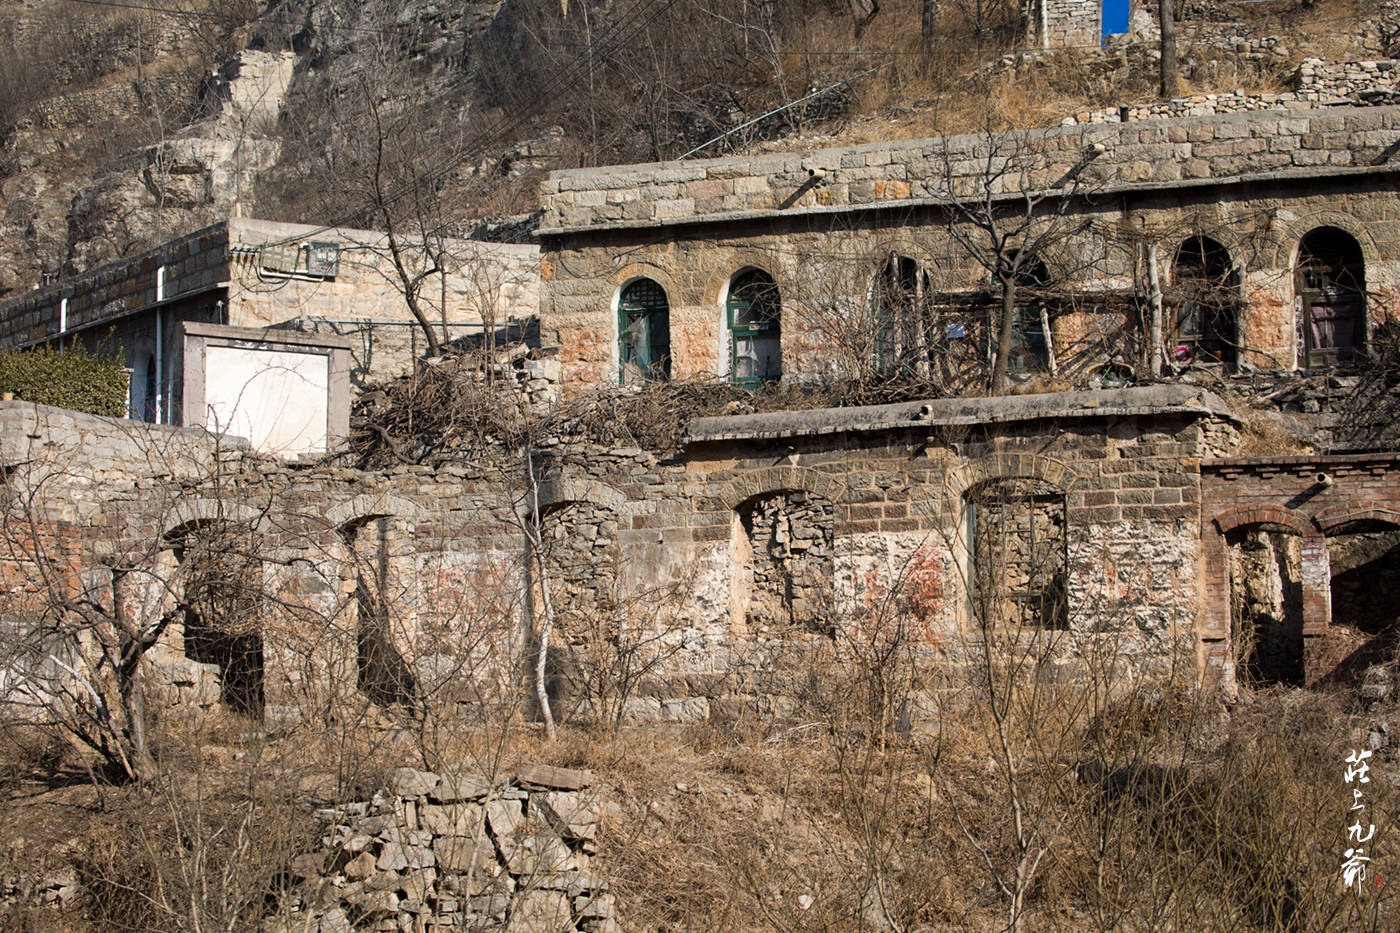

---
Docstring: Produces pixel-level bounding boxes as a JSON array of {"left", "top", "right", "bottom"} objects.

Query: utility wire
[
  {"left": 255, "top": 0, "right": 684, "bottom": 248},
  {"left": 55, "top": 0, "right": 1387, "bottom": 57}
]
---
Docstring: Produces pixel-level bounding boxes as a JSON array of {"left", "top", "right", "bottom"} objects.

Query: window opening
[
  {"left": 872, "top": 255, "right": 932, "bottom": 374},
  {"left": 727, "top": 270, "right": 782, "bottom": 389},
  {"left": 966, "top": 478, "right": 1068, "bottom": 629},
  {"left": 618, "top": 278, "right": 671, "bottom": 383},
  {"left": 176, "top": 527, "right": 265, "bottom": 716},
  {"left": 1004, "top": 258, "right": 1052, "bottom": 374},
  {"left": 739, "top": 491, "right": 835, "bottom": 633},
  {"left": 1297, "top": 228, "right": 1365, "bottom": 367},
  {"left": 343, "top": 518, "right": 418, "bottom": 711},
  {"left": 1171, "top": 236, "right": 1239, "bottom": 366}
]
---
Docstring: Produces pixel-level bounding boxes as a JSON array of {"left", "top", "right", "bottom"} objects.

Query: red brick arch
[
  {"left": 1210, "top": 504, "right": 1311, "bottom": 537},
  {"left": 1313, "top": 502, "right": 1400, "bottom": 535}
]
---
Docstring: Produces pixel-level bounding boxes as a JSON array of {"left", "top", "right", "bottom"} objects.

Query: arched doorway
[
  {"left": 1171, "top": 236, "right": 1238, "bottom": 366},
  {"left": 1297, "top": 227, "right": 1365, "bottom": 367},
  {"left": 1227, "top": 525, "right": 1304, "bottom": 687}
]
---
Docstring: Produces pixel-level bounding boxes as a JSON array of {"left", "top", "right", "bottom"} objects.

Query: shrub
[{"left": 0, "top": 343, "right": 128, "bottom": 417}]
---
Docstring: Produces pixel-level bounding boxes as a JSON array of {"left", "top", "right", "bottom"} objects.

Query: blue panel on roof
[{"left": 1102, "top": 0, "right": 1130, "bottom": 38}]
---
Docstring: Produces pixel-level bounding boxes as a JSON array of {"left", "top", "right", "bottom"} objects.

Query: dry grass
[{"left": 1, "top": 674, "right": 1398, "bottom": 931}]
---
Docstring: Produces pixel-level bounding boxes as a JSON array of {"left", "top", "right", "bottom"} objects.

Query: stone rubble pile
[{"left": 271, "top": 764, "right": 617, "bottom": 933}]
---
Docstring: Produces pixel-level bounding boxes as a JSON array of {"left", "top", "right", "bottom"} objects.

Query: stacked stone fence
[
  {"left": 1044, "top": 58, "right": 1400, "bottom": 126},
  {"left": 275, "top": 764, "right": 616, "bottom": 933}
]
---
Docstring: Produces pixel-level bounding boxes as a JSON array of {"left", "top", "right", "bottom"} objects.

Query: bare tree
[{"left": 929, "top": 117, "right": 1104, "bottom": 391}]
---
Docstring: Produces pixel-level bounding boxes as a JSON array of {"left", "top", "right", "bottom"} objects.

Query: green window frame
[
  {"left": 618, "top": 278, "right": 671, "bottom": 383},
  {"left": 727, "top": 270, "right": 781, "bottom": 389}
]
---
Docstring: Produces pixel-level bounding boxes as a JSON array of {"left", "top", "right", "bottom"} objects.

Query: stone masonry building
[
  {"left": 539, "top": 105, "right": 1400, "bottom": 391},
  {"left": 5, "top": 105, "right": 1400, "bottom": 729},
  {"left": 0, "top": 217, "right": 540, "bottom": 426}
]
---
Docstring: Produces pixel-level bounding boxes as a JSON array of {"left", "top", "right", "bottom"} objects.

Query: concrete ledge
[{"left": 685, "top": 385, "right": 1238, "bottom": 444}]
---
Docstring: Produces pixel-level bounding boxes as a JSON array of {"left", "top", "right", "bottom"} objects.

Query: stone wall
[
  {"left": 1, "top": 387, "right": 1240, "bottom": 733},
  {"left": 1039, "top": 0, "right": 1103, "bottom": 50},
  {"left": 280, "top": 764, "right": 615, "bottom": 933},
  {"left": 539, "top": 106, "right": 1400, "bottom": 386},
  {"left": 540, "top": 107, "right": 1400, "bottom": 232},
  {"left": 1063, "top": 58, "right": 1400, "bottom": 127},
  {"left": 227, "top": 220, "right": 542, "bottom": 385}
]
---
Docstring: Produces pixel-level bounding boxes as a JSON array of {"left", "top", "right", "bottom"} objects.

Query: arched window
[
  {"left": 1171, "top": 236, "right": 1238, "bottom": 366},
  {"left": 1297, "top": 227, "right": 1365, "bottom": 367},
  {"left": 618, "top": 278, "right": 671, "bottom": 383},
  {"left": 872, "top": 254, "right": 931, "bottom": 374},
  {"left": 727, "top": 270, "right": 781, "bottom": 389}
]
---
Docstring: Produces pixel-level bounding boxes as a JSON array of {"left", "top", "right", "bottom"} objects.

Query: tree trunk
[
  {"left": 1147, "top": 243, "right": 1165, "bottom": 377},
  {"left": 1039, "top": 303, "right": 1057, "bottom": 377},
  {"left": 118, "top": 652, "right": 156, "bottom": 781},
  {"left": 525, "top": 455, "right": 557, "bottom": 740},
  {"left": 1160, "top": 0, "right": 1179, "bottom": 99},
  {"left": 922, "top": 0, "right": 937, "bottom": 44},
  {"left": 992, "top": 277, "right": 1017, "bottom": 391}
]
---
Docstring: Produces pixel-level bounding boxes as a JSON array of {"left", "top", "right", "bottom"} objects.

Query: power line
[
  {"left": 54, "top": 0, "right": 1386, "bottom": 59},
  {"left": 258, "top": 0, "right": 685, "bottom": 248}
]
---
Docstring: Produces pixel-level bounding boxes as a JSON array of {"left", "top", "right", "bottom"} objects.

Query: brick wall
[{"left": 1200, "top": 452, "right": 1400, "bottom": 687}]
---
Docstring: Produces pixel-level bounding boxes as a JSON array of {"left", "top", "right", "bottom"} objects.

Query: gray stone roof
[{"left": 685, "top": 385, "right": 1239, "bottom": 444}]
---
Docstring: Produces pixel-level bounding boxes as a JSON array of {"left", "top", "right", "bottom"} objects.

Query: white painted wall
[{"left": 203, "top": 345, "right": 329, "bottom": 456}]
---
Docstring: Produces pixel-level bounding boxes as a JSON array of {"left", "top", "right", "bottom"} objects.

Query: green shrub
[{"left": 0, "top": 343, "right": 128, "bottom": 417}]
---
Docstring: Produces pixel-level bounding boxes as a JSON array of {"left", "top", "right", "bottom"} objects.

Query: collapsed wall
[{"left": 1, "top": 386, "right": 1244, "bottom": 737}]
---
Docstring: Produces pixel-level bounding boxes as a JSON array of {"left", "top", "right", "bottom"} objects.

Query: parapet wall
[{"left": 540, "top": 106, "right": 1400, "bottom": 234}]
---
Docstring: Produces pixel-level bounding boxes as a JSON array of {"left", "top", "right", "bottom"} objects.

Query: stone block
[
  {"left": 516, "top": 763, "right": 594, "bottom": 790},
  {"left": 432, "top": 772, "right": 491, "bottom": 802},
  {"left": 486, "top": 797, "right": 525, "bottom": 839},
  {"left": 433, "top": 836, "right": 488, "bottom": 873},
  {"left": 391, "top": 768, "right": 438, "bottom": 798},
  {"left": 376, "top": 843, "right": 410, "bottom": 872},
  {"left": 540, "top": 791, "right": 601, "bottom": 841}
]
